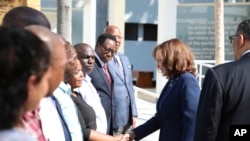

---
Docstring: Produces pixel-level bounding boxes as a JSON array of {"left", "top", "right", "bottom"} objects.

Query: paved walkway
[{"left": 135, "top": 98, "right": 159, "bottom": 141}]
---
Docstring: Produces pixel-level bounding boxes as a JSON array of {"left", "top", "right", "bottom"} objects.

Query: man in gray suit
[{"left": 104, "top": 25, "right": 138, "bottom": 135}]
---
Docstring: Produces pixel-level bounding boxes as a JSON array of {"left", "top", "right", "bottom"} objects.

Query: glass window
[
  {"left": 143, "top": 24, "right": 157, "bottom": 41},
  {"left": 125, "top": 23, "right": 138, "bottom": 40}
]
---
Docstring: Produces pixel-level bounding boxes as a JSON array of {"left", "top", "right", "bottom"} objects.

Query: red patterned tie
[{"left": 103, "top": 64, "right": 112, "bottom": 87}]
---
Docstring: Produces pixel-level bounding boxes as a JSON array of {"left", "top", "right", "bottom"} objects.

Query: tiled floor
[{"left": 135, "top": 98, "right": 159, "bottom": 141}]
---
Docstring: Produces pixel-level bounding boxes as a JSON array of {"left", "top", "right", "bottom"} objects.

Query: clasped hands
[{"left": 115, "top": 131, "right": 135, "bottom": 141}]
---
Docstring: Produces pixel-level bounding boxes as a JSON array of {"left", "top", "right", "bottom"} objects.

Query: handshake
[{"left": 116, "top": 130, "right": 136, "bottom": 141}]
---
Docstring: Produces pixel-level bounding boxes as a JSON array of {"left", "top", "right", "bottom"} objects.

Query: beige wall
[{"left": 0, "top": 0, "right": 40, "bottom": 24}]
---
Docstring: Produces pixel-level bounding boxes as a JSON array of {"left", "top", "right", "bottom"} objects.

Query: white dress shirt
[
  {"left": 39, "top": 97, "right": 65, "bottom": 141},
  {"left": 75, "top": 75, "right": 107, "bottom": 134}
]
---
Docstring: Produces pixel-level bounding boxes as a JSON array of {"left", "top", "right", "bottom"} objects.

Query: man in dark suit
[
  {"left": 104, "top": 25, "right": 138, "bottom": 135},
  {"left": 88, "top": 34, "right": 117, "bottom": 135},
  {"left": 194, "top": 19, "right": 250, "bottom": 141}
]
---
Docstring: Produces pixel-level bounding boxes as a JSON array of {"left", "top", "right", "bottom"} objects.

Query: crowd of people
[{"left": 0, "top": 5, "right": 250, "bottom": 141}]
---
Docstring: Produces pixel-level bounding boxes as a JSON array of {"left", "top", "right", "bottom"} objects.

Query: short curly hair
[{"left": 64, "top": 42, "right": 78, "bottom": 81}]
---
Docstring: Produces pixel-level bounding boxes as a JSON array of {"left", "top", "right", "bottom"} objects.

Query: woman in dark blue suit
[{"left": 128, "top": 38, "right": 200, "bottom": 141}]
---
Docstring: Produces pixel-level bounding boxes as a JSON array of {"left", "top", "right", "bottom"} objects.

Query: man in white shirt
[
  {"left": 25, "top": 25, "right": 72, "bottom": 141},
  {"left": 39, "top": 97, "right": 66, "bottom": 141},
  {"left": 74, "top": 43, "right": 107, "bottom": 133},
  {"left": 25, "top": 25, "right": 71, "bottom": 141}
]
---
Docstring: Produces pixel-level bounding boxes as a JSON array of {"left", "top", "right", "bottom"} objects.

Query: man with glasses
[
  {"left": 194, "top": 19, "right": 250, "bottom": 141},
  {"left": 88, "top": 34, "right": 117, "bottom": 135},
  {"left": 104, "top": 25, "right": 138, "bottom": 135},
  {"left": 229, "top": 34, "right": 240, "bottom": 44}
]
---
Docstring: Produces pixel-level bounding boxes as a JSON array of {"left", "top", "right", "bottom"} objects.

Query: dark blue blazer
[
  {"left": 88, "top": 57, "right": 112, "bottom": 134},
  {"left": 133, "top": 72, "right": 200, "bottom": 141}
]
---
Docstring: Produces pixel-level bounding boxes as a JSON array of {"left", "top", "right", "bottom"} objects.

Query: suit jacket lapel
[
  {"left": 108, "top": 58, "right": 125, "bottom": 82},
  {"left": 157, "top": 77, "right": 179, "bottom": 110},
  {"left": 119, "top": 55, "right": 127, "bottom": 80}
]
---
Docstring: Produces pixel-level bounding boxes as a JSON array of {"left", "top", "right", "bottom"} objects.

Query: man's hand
[
  {"left": 127, "top": 130, "right": 136, "bottom": 141},
  {"left": 121, "top": 134, "right": 130, "bottom": 141},
  {"left": 132, "top": 116, "right": 136, "bottom": 128}
]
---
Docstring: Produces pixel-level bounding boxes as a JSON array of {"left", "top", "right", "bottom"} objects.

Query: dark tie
[
  {"left": 103, "top": 64, "right": 112, "bottom": 87},
  {"left": 51, "top": 95, "right": 72, "bottom": 141}
]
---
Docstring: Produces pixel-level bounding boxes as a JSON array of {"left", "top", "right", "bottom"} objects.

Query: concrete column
[
  {"left": 83, "top": 0, "right": 96, "bottom": 48},
  {"left": 214, "top": 0, "right": 224, "bottom": 65},
  {"left": 108, "top": 0, "right": 125, "bottom": 53},
  {"left": 156, "top": 0, "right": 177, "bottom": 94},
  {"left": 57, "top": 0, "right": 72, "bottom": 43}
]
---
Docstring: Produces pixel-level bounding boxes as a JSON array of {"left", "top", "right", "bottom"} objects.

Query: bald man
[
  {"left": 26, "top": 25, "right": 83, "bottom": 141},
  {"left": 104, "top": 25, "right": 137, "bottom": 135},
  {"left": 25, "top": 25, "right": 67, "bottom": 95},
  {"left": 24, "top": 25, "right": 73, "bottom": 141}
]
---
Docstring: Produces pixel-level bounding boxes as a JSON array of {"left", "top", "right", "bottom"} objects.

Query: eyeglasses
[
  {"left": 80, "top": 55, "right": 95, "bottom": 60},
  {"left": 114, "top": 35, "right": 123, "bottom": 39},
  {"left": 229, "top": 35, "right": 239, "bottom": 44},
  {"left": 101, "top": 45, "right": 116, "bottom": 54}
]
